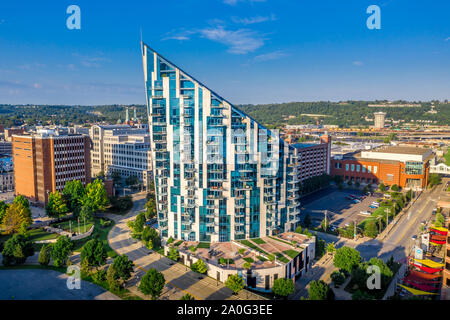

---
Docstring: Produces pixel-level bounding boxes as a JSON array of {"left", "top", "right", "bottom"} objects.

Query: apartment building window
[
  {"left": 351, "top": 164, "right": 355, "bottom": 172},
  {"left": 356, "top": 165, "right": 360, "bottom": 172},
  {"left": 368, "top": 166, "right": 372, "bottom": 173},
  {"left": 345, "top": 164, "right": 349, "bottom": 171},
  {"left": 373, "top": 166, "right": 378, "bottom": 174},
  {"left": 362, "top": 165, "right": 366, "bottom": 173}
]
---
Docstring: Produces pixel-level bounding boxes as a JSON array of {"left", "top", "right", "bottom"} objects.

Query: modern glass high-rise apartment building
[{"left": 142, "top": 42, "right": 301, "bottom": 242}]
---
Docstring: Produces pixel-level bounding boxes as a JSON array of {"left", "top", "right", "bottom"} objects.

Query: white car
[
  {"left": 360, "top": 211, "right": 371, "bottom": 216},
  {"left": 372, "top": 202, "right": 380, "bottom": 207}
]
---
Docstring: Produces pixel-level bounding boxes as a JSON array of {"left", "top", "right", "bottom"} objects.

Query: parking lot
[{"left": 300, "top": 187, "right": 383, "bottom": 230}]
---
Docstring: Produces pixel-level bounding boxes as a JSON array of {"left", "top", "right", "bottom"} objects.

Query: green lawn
[
  {"left": 252, "top": 238, "right": 266, "bottom": 245},
  {"left": 274, "top": 253, "right": 290, "bottom": 263},
  {"left": 444, "top": 149, "right": 450, "bottom": 166},
  {"left": 283, "top": 249, "right": 300, "bottom": 259},
  {"left": 52, "top": 219, "right": 94, "bottom": 234},
  {"left": 196, "top": 242, "right": 210, "bottom": 249},
  {"left": 27, "top": 229, "right": 59, "bottom": 242},
  {"left": 243, "top": 257, "right": 255, "bottom": 263}
]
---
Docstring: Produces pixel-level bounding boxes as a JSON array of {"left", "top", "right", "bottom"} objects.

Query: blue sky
[{"left": 0, "top": 0, "right": 449, "bottom": 105}]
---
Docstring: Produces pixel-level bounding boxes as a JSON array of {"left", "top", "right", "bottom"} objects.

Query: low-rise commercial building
[
  {"left": 331, "top": 146, "right": 434, "bottom": 190},
  {"left": 164, "top": 232, "right": 315, "bottom": 292},
  {"left": 12, "top": 130, "right": 91, "bottom": 204}
]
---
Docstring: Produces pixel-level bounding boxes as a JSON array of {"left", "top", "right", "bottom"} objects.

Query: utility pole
[{"left": 354, "top": 220, "right": 357, "bottom": 240}]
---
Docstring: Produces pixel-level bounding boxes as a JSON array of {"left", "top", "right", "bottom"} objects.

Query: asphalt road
[{"left": 291, "top": 182, "right": 447, "bottom": 299}]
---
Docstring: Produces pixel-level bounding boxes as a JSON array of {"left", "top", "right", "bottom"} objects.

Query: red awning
[
  {"left": 430, "top": 227, "right": 448, "bottom": 236},
  {"left": 408, "top": 270, "right": 442, "bottom": 280},
  {"left": 411, "top": 262, "right": 443, "bottom": 274},
  {"left": 404, "top": 273, "right": 441, "bottom": 284},
  {"left": 430, "top": 239, "right": 446, "bottom": 245},
  {"left": 431, "top": 234, "right": 447, "bottom": 241},
  {"left": 403, "top": 279, "right": 440, "bottom": 292}
]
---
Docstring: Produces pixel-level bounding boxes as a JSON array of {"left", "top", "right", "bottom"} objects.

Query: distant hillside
[
  {"left": 0, "top": 104, "right": 147, "bottom": 127},
  {"left": 237, "top": 101, "right": 450, "bottom": 128}
]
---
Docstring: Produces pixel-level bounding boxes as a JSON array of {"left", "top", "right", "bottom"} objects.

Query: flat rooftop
[
  {"left": 369, "top": 146, "right": 431, "bottom": 156},
  {"left": 170, "top": 232, "right": 313, "bottom": 270}
]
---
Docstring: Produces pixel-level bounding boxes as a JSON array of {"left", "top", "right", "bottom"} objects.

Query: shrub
[
  {"left": 2, "top": 234, "right": 34, "bottom": 266},
  {"left": 191, "top": 259, "right": 207, "bottom": 274},
  {"left": 330, "top": 270, "right": 346, "bottom": 286},
  {"left": 92, "top": 269, "right": 107, "bottom": 283},
  {"left": 225, "top": 274, "right": 245, "bottom": 294},
  {"left": 38, "top": 244, "right": 51, "bottom": 266}
]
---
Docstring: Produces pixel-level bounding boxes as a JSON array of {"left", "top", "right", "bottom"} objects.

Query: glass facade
[{"left": 142, "top": 43, "right": 300, "bottom": 242}]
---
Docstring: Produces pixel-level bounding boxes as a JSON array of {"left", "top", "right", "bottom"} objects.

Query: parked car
[
  {"left": 432, "top": 208, "right": 437, "bottom": 215},
  {"left": 411, "top": 235, "right": 417, "bottom": 240},
  {"left": 353, "top": 199, "right": 361, "bottom": 203},
  {"left": 360, "top": 211, "right": 371, "bottom": 216},
  {"left": 369, "top": 205, "right": 378, "bottom": 209}
]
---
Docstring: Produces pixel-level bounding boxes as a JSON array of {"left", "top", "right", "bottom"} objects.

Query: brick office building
[
  {"left": 331, "top": 146, "right": 434, "bottom": 190},
  {"left": 12, "top": 130, "right": 91, "bottom": 204}
]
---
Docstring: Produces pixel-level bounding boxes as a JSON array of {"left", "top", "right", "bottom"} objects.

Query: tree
[
  {"left": 333, "top": 246, "right": 362, "bottom": 273},
  {"left": 378, "top": 183, "right": 386, "bottom": 192},
  {"left": 326, "top": 243, "right": 336, "bottom": 254},
  {"left": 125, "top": 175, "right": 140, "bottom": 186},
  {"left": 308, "top": 280, "right": 334, "bottom": 300},
  {"left": 46, "top": 191, "right": 69, "bottom": 218},
  {"left": 134, "top": 212, "right": 146, "bottom": 233},
  {"left": 139, "top": 268, "right": 165, "bottom": 300},
  {"left": 145, "top": 198, "right": 156, "bottom": 220},
  {"left": 51, "top": 235, "right": 74, "bottom": 267},
  {"left": 80, "top": 239, "right": 107, "bottom": 268},
  {"left": 142, "top": 226, "right": 160, "bottom": 249},
  {"left": 1, "top": 234, "right": 34, "bottom": 266},
  {"left": 111, "top": 171, "right": 121, "bottom": 186},
  {"left": 112, "top": 255, "right": 135, "bottom": 282},
  {"left": 83, "top": 179, "right": 109, "bottom": 212},
  {"left": 303, "top": 214, "right": 312, "bottom": 228},
  {"left": 330, "top": 270, "right": 346, "bottom": 286},
  {"left": 364, "top": 219, "right": 379, "bottom": 238},
  {"left": 106, "top": 264, "right": 120, "bottom": 292},
  {"left": 191, "top": 259, "right": 207, "bottom": 274},
  {"left": 435, "top": 212, "right": 445, "bottom": 228},
  {"left": 391, "top": 184, "right": 399, "bottom": 191},
  {"left": 38, "top": 244, "right": 52, "bottom": 266},
  {"left": 225, "top": 274, "right": 245, "bottom": 294},
  {"left": 79, "top": 205, "right": 94, "bottom": 222},
  {"left": 0, "top": 201, "right": 8, "bottom": 224},
  {"left": 180, "top": 293, "right": 195, "bottom": 300},
  {"left": 272, "top": 278, "right": 295, "bottom": 298},
  {"left": 13, "top": 195, "right": 30, "bottom": 209},
  {"left": 63, "top": 180, "right": 86, "bottom": 214},
  {"left": 168, "top": 248, "right": 179, "bottom": 261},
  {"left": 1, "top": 202, "right": 32, "bottom": 235},
  {"left": 428, "top": 173, "right": 442, "bottom": 188}
]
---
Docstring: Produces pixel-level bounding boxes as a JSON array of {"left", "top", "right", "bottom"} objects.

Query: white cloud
[
  {"left": 72, "top": 53, "right": 112, "bottom": 68},
  {"left": 223, "top": 0, "right": 266, "bottom": 5},
  {"left": 353, "top": 61, "right": 364, "bottom": 66},
  {"left": 231, "top": 14, "right": 276, "bottom": 25},
  {"left": 199, "top": 26, "right": 265, "bottom": 54},
  {"left": 445, "top": 37, "right": 450, "bottom": 42},
  {"left": 33, "top": 83, "right": 42, "bottom": 89},
  {"left": 254, "top": 50, "right": 287, "bottom": 62}
]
